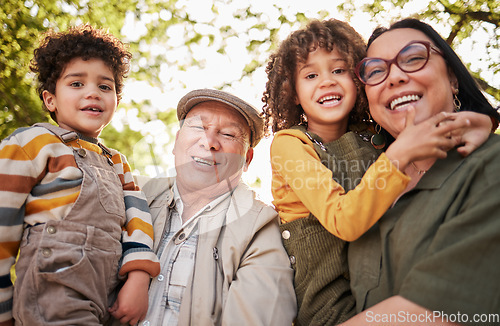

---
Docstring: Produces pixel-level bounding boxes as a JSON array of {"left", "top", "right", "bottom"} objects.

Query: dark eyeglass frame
[{"left": 355, "top": 41, "right": 444, "bottom": 86}]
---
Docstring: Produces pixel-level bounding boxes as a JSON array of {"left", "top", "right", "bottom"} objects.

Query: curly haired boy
[{"left": 0, "top": 25, "right": 159, "bottom": 326}]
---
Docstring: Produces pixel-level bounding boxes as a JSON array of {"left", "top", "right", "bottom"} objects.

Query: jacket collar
[
  {"left": 144, "top": 176, "right": 176, "bottom": 207},
  {"left": 413, "top": 150, "right": 465, "bottom": 190}
]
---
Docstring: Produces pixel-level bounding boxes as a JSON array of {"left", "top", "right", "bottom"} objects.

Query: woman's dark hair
[
  {"left": 30, "top": 25, "right": 132, "bottom": 122},
  {"left": 262, "top": 19, "right": 369, "bottom": 134},
  {"left": 368, "top": 18, "right": 499, "bottom": 121}
]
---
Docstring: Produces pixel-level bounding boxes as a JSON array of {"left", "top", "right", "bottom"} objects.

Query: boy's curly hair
[
  {"left": 262, "top": 19, "right": 369, "bottom": 135},
  {"left": 30, "top": 25, "right": 132, "bottom": 122}
]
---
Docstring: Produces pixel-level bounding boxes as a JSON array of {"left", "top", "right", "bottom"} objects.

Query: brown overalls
[{"left": 13, "top": 123, "right": 125, "bottom": 325}]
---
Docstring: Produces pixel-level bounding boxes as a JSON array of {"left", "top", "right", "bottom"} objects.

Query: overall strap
[
  {"left": 33, "top": 123, "right": 78, "bottom": 143},
  {"left": 33, "top": 123, "right": 114, "bottom": 164},
  {"left": 291, "top": 125, "right": 379, "bottom": 192},
  {"left": 282, "top": 125, "right": 357, "bottom": 324}
]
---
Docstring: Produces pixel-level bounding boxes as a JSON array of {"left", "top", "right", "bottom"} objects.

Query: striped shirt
[{"left": 0, "top": 126, "right": 160, "bottom": 321}]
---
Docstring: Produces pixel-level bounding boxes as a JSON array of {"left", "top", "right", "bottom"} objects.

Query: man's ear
[
  {"left": 172, "top": 130, "right": 180, "bottom": 155},
  {"left": 243, "top": 147, "right": 254, "bottom": 172},
  {"left": 42, "top": 90, "right": 57, "bottom": 112}
]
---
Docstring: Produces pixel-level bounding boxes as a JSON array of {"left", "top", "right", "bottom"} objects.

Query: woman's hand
[
  {"left": 385, "top": 106, "right": 469, "bottom": 171},
  {"left": 108, "top": 270, "right": 150, "bottom": 325}
]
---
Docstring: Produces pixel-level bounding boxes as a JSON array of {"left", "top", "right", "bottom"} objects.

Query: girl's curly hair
[
  {"left": 30, "top": 25, "right": 132, "bottom": 122},
  {"left": 262, "top": 19, "right": 369, "bottom": 135}
]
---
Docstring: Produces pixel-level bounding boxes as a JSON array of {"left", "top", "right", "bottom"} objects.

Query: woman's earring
[
  {"left": 371, "top": 123, "right": 386, "bottom": 149},
  {"left": 453, "top": 93, "right": 462, "bottom": 112},
  {"left": 453, "top": 88, "right": 461, "bottom": 112}
]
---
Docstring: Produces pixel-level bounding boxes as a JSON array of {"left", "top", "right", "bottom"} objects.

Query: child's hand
[
  {"left": 108, "top": 270, "right": 150, "bottom": 325},
  {"left": 385, "top": 106, "right": 468, "bottom": 171},
  {"left": 448, "top": 111, "right": 493, "bottom": 157}
]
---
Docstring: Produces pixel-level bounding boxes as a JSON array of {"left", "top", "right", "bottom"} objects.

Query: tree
[
  {"left": 0, "top": 0, "right": 182, "bottom": 162},
  {"left": 1, "top": 0, "right": 498, "bottom": 173},
  {"left": 1, "top": 0, "right": 136, "bottom": 140},
  {"left": 339, "top": 0, "right": 499, "bottom": 100}
]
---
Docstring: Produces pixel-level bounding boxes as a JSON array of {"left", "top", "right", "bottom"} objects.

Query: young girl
[
  {"left": 262, "top": 18, "right": 492, "bottom": 325},
  {"left": 0, "top": 25, "right": 159, "bottom": 325}
]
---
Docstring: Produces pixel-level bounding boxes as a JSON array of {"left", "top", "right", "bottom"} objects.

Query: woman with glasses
[{"left": 343, "top": 18, "right": 500, "bottom": 325}]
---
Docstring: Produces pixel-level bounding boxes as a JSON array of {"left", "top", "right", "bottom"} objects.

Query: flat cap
[{"left": 177, "top": 89, "right": 264, "bottom": 147}]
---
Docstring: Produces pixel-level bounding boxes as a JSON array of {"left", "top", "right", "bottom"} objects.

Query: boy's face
[
  {"left": 295, "top": 47, "right": 357, "bottom": 139},
  {"left": 42, "top": 57, "right": 118, "bottom": 138}
]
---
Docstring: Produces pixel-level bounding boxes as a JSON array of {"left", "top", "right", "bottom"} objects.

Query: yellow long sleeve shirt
[{"left": 270, "top": 128, "right": 410, "bottom": 242}]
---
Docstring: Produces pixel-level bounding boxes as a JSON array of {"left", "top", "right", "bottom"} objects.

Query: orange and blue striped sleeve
[{"left": 112, "top": 152, "right": 160, "bottom": 278}]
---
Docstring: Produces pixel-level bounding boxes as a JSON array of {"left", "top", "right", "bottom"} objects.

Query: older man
[{"left": 140, "top": 89, "right": 296, "bottom": 326}]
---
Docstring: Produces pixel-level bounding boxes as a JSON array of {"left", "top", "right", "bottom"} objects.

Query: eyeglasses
[{"left": 355, "top": 41, "right": 444, "bottom": 86}]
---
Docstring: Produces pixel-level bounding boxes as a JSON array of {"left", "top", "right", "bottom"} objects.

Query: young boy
[{"left": 0, "top": 25, "right": 159, "bottom": 326}]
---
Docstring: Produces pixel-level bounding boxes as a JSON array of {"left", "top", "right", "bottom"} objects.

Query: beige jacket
[{"left": 141, "top": 177, "right": 297, "bottom": 326}]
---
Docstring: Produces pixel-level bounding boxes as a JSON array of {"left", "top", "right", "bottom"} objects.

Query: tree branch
[{"left": 437, "top": 0, "right": 500, "bottom": 26}]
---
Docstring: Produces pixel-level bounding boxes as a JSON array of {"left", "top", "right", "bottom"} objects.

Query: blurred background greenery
[{"left": 1, "top": 0, "right": 499, "bottom": 184}]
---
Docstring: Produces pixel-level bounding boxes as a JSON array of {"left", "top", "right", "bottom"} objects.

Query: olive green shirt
[{"left": 349, "top": 134, "right": 500, "bottom": 324}]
